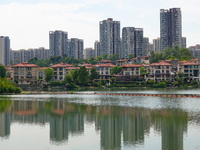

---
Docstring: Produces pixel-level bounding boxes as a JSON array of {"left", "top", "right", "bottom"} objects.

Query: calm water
[{"left": 0, "top": 89, "right": 200, "bottom": 150}]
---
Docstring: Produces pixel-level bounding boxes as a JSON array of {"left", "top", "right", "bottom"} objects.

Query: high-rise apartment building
[
  {"left": 10, "top": 48, "right": 49, "bottom": 65},
  {"left": 143, "top": 37, "right": 150, "bottom": 56},
  {"left": 181, "top": 37, "right": 187, "bottom": 48},
  {"left": 67, "top": 38, "right": 84, "bottom": 59},
  {"left": 94, "top": 40, "right": 100, "bottom": 57},
  {"left": 84, "top": 48, "right": 95, "bottom": 59},
  {"left": 122, "top": 27, "right": 143, "bottom": 58},
  {"left": 49, "top": 30, "right": 68, "bottom": 57},
  {"left": 99, "top": 18, "right": 120, "bottom": 56},
  {"left": 160, "top": 8, "right": 182, "bottom": 51},
  {"left": 153, "top": 38, "right": 160, "bottom": 52},
  {"left": 0, "top": 36, "right": 10, "bottom": 66}
]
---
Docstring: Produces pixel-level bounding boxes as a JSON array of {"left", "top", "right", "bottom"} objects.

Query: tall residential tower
[
  {"left": 122, "top": 27, "right": 143, "bottom": 58},
  {"left": 99, "top": 18, "right": 120, "bottom": 56},
  {"left": 160, "top": 8, "right": 182, "bottom": 51},
  {"left": 0, "top": 36, "right": 10, "bottom": 66},
  {"left": 49, "top": 30, "right": 68, "bottom": 57}
]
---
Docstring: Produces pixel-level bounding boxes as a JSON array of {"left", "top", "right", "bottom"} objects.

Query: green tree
[
  {"left": 110, "top": 66, "right": 122, "bottom": 74},
  {"left": 140, "top": 67, "right": 147, "bottom": 77},
  {"left": 127, "top": 54, "right": 135, "bottom": 59},
  {"left": 0, "top": 65, "right": 6, "bottom": 78},
  {"left": 64, "top": 71, "right": 74, "bottom": 84},
  {"left": 90, "top": 67, "right": 99, "bottom": 82},
  {"left": 45, "top": 68, "right": 53, "bottom": 82},
  {"left": 78, "top": 66, "right": 89, "bottom": 86},
  {"left": 110, "top": 77, "right": 116, "bottom": 83},
  {"left": 109, "top": 54, "right": 119, "bottom": 61},
  {"left": 177, "top": 71, "right": 185, "bottom": 78}
]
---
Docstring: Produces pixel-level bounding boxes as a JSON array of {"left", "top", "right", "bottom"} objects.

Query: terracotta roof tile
[
  {"left": 122, "top": 64, "right": 142, "bottom": 68},
  {"left": 100, "top": 60, "right": 112, "bottom": 62},
  {"left": 66, "top": 67, "right": 80, "bottom": 70},
  {"left": 12, "top": 62, "right": 39, "bottom": 68},
  {"left": 51, "top": 63, "right": 73, "bottom": 68},
  {"left": 150, "top": 62, "right": 171, "bottom": 66},
  {"left": 94, "top": 63, "right": 115, "bottom": 67}
]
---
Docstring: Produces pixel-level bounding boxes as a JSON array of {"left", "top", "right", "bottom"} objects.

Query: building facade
[
  {"left": 153, "top": 38, "right": 160, "bottom": 52},
  {"left": 10, "top": 48, "right": 50, "bottom": 65},
  {"left": 94, "top": 40, "right": 100, "bottom": 57},
  {"left": 49, "top": 30, "right": 68, "bottom": 57},
  {"left": 67, "top": 38, "right": 84, "bottom": 59},
  {"left": 0, "top": 36, "right": 10, "bottom": 66},
  {"left": 99, "top": 18, "right": 120, "bottom": 56},
  {"left": 122, "top": 27, "right": 143, "bottom": 58},
  {"left": 160, "top": 8, "right": 182, "bottom": 51},
  {"left": 84, "top": 48, "right": 95, "bottom": 59}
]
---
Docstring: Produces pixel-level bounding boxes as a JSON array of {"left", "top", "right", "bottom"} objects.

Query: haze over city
[{"left": 0, "top": 0, "right": 200, "bottom": 50}]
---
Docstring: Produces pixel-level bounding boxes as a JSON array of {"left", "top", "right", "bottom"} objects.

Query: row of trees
[
  {"left": 49, "top": 66, "right": 99, "bottom": 88},
  {"left": 149, "top": 46, "right": 193, "bottom": 63}
]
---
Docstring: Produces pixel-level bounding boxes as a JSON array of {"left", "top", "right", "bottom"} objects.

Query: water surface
[{"left": 0, "top": 89, "right": 200, "bottom": 150}]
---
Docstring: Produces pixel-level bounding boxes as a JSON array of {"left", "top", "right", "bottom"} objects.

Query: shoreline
[{"left": 18, "top": 91, "right": 200, "bottom": 98}]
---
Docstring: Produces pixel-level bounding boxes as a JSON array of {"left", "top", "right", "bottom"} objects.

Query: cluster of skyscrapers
[{"left": 0, "top": 8, "right": 190, "bottom": 66}]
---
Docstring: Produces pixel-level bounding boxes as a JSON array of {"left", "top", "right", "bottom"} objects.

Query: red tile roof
[
  {"left": 12, "top": 62, "right": 39, "bottom": 68},
  {"left": 51, "top": 63, "right": 73, "bottom": 68},
  {"left": 66, "top": 67, "right": 80, "bottom": 70},
  {"left": 122, "top": 64, "right": 142, "bottom": 68},
  {"left": 189, "top": 59, "right": 200, "bottom": 62},
  {"left": 100, "top": 60, "right": 112, "bottom": 62},
  {"left": 180, "top": 62, "right": 199, "bottom": 65},
  {"left": 94, "top": 63, "right": 115, "bottom": 67},
  {"left": 150, "top": 62, "right": 171, "bottom": 66}
]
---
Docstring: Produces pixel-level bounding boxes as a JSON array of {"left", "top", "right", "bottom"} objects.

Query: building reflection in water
[{"left": 0, "top": 97, "right": 188, "bottom": 149}]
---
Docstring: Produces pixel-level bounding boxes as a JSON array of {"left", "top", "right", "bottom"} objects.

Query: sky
[{"left": 0, "top": 0, "right": 200, "bottom": 50}]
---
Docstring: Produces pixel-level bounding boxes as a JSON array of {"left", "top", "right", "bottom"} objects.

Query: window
[
  {"left": 38, "top": 72, "right": 43, "bottom": 79},
  {"left": 27, "top": 67, "right": 31, "bottom": 71},
  {"left": 59, "top": 68, "right": 63, "bottom": 71},
  {"left": 27, "top": 72, "right": 32, "bottom": 78},
  {"left": 125, "top": 72, "right": 130, "bottom": 76}
]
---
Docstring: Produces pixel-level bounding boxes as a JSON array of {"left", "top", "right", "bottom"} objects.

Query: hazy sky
[{"left": 0, "top": 0, "right": 199, "bottom": 50}]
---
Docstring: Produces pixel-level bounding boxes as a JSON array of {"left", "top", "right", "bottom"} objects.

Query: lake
[{"left": 0, "top": 88, "right": 200, "bottom": 150}]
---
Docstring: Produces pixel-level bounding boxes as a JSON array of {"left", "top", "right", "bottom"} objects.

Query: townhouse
[
  {"left": 178, "top": 62, "right": 200, "bottom": 81},
  {"left": 51, "top": 63, "right": 73, "bottom": 80},
  {"left": 94, "top": 63, "right": 115, "bottom": 80},
  {"left": 116, "top": 59, "right": 129, "bottom": 66},
  {"left": 146, "top": 61, "right": 174, "bottom": 81},
  {"left": 116, "top": 64, "right": 142, "bottom": 81},
  {"left": 12, "top": 62, "right": 45, "bottom": 84}
]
